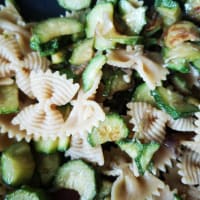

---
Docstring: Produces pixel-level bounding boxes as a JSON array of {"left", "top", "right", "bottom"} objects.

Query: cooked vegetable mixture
[{"left": 0, "top": 0, "right": 200, "bottom": 199}]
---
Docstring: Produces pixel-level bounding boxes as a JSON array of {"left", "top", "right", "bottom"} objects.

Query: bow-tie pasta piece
[
  {"left": 65, "top": 73, "right": 105, "bottom": 135},
  {"left": 15, "top": 52, "right": 50, "bottom": 98},
  {"left": 0, "top": 35, "right": 22, "bottom": 63},
  {"left": 65, "top": 134, "right": 104, "bottom": 166},
  {"left": 30, "top": 70, "right": 79, "bottom": 105},
  {"left": 0, "top": 57, "right": 14, "bottom": 78},
  {"left": 167, "top": 116, "right": 196, "bottom": 132},
  {"left": 12, "top": 70, "right": 79, "bottom": 140},
  {"left": 0, "top": 114, "right": 32, "bottom": 142},
  {"left": 111, "top": 166, "right": 164, "bottom": 200},
  {"left": 127, "top": 102, "right": 168, "bottom": 143},
  {"left": 177, "top": 150, "right": 200, "bottom": 185},
  {"left": 106, "top": 47, "right": 169, "bottom": 89}
]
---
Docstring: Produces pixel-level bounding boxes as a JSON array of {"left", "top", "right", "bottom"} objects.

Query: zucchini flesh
[
  {"left": 132, "top": 83, "right": 156, "bottom": 106},
  {"left": 1, "top": 142, "right": 35, "bottom": 186},
  {"left": 102, "top": 67, "right": 133, "bottom": 96},
  {"left": 31, "top": 18, "right": 83, "bottom": 44},
  {"left": 151, "top": 86, "right": 199, "bottom": 119},
  {"left": 70, "top": 38, "right": 94, "bottom": 65},
  {"left": 154, "top": 0, "right": 181, "bottom": 26},
  {"left": 0, "top": 84, "right": 19, "bottom": 114},
  {"left": 54, "top": 159, "right": 97, "bottom": 200},
  {"left": 135, "top": 142, "right": 160, "bottom": 175},
  {"left": 88, "top": 113, "right": 129, "bottom": 147},
  {"left": 119, "top": 0, "right": 146, "bottom": 34},
  {"left": 57, "top": 0, "right": 91, "bottom": 11},
  {"left": 34, "top": 137, "right": 70, "bottom": 154},
  {"left": 5, "top": 187, "right": 47, "bottom": 200},
  {"left": 117, "top": 139, "right": 159, "bottom": 175},
  {"left": 86, "top": 2, "right": 142, "bottom": 49},
  {"left": 82, "top": 54, "right": 106, "bottom": 92}
]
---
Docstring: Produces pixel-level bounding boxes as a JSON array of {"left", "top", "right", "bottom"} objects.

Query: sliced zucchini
[
  {"left": 154, "top": 0, "right": 181, "bottom": 26},
  {"left": 36, "top": 153, "right": 61, "bottom": 186},
  {"left": 55, "top": 159, "right": 97, "bottom": 200},
  {"left": 5, "top": 187, "right": 47, "bottom": 200},
  {"left": 1, "top": 142, "right": 35, "bottom": 186},
  {"left": 170, "top": 74, "right": 191, "bottom": 94},
  {"left": 96, "top": 180, "right": 112, "bottom": 200},
  {"left": 174, "top": 194, "right": 183, "bottom": 200},
  {"left": 185, "top": 0, "right": 200, "bottom": 22},
  {"left": 192, "top": 59, "right": 200, "bottom": 73},
  {"left": 117, "top": 139, "right": 160, "bottom": 175},
  {"left": 117, "top": 139, "right": 143, "bottom": 160},
  {"left": 34, "top": 137, "right": 70, "bottom": 154},
  {"left": 31, "top": 18, "right": 83, "bottom": 44},
  {"left": 82, "top": 54, "right": 106, "bottom": 92},
  {"left": 86, "top": 2, "right": 142, "bottom": 49},
  {"left": 57, "top": 0, "right": 91, "bottom": 11},
  {"left": 119, "top": 0, "right": 147, "bottom": 34},
  {"left": 163, "top": 43, "right": 200, "bottom": 73},
  {"left": 34, "top": 139, "right": 59, "bottom": 154},
  {"left": 88, "top": 113, "right": 129, "bottom": 147},
  {"left": 69, "top": 38, "right": 94, "bottom": 65},
  {"left": 102, "top": 67, "right": 133, "bottom": 97},
  {"left": 151, "top": 86, "right": 199, "bottom": 119},
  {"left": 135, "top": 141, "right": 160, "bottom": 175},
  {"left": 165, "top": 58, "right": 190, "bottom": 73},
  {"left": 132, "top": 83, "right": 156, "bottom": 106},
  {"left": 0, "top": 84, "right": 19, "bottom": 114},
  {"left": 51, "top": 50, "right": 67, "bottom": 64}
]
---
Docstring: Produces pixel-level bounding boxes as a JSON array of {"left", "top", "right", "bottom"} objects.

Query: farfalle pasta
[
  {"left": 64, "top": 73, "right": 105, "bottom": 135},
  {"left": 0, "top": 0, "right": 200, "bottom": 199},
  {"left": 65, "top": 133, "right": 104, "bottom": 166},
  {"left": 106, "top": 46, "right": 169, "bottom": 89},
  {"left": 127, "top": 102, "right": 169, "bottom": 143},
  {"left": 12, "top": 70, "right": 79, "bottom": 139}
]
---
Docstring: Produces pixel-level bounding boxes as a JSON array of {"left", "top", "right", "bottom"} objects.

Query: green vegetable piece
[
  {"left": 135, "top": 141, "right": 160, "bottom": 175},
  {"left": 151, "top": 86, "right": 199, "bottom": 119},
  {"left": 51, "top": 50, "right": 66, "bottom": 64},
  {"left": 70, "top": 38, "right": 94, "bottom": 65},
  {"left": 96, "top": 180, "right": 112, "bottom": 200},
  {"left": 154, "top": 0, "right": 181, "bottom": 26},
  {"left": 192, "top": 59, "right": 200, "bottom": 73},
  {"left": 34, "top": 139, "right": 59, "bottom": 154},
  {"left": 163, "top": 43, "right": 200, "bottom": 73},
  {"left": 0, "top": 84, "right": 19, "bottom": 114},
  {"left": 88, "top": 113, "right": 129, "bottom": 147},
  {"left": 171, "top": 74, "right": 191, "bottom": 94},
  {"left": 117, "top": 139, "right": 143, "bottom": 160},
  {"left": 185, "top": 0, "right": 200, "bottom": 22},
  {"left": 36, "top": 153, "right": 61, "bottom": 186},
  {"left": 164, "top": 21, "right": 200, "bottom": 49},
  {"left": 119, "top": 0, "right": 147, "bottom": 34},
  {"left": 57, "top": 0, "right": 91, "bottom": 10},
  {"left": 86, "top": 2, "right": 142, "bottom": 50},
  {"left": 31, "top": 18, "right": 83, "bottom": 44},
  {"left": 117, "top": 139, "right": 160, "bottom": 175},
  {"left": 55, "top": 159, "right": 97, "bottom": 200},
  {"left": 102, "top": 67, "right": 133, "bottom": 96},
  {"left": 34, "top": 137, "right": 70, "bottom": 154},
  {"left": 5, "top": 187, "right": 47, "bottom": 200},
  {"left": 132, "top": 83, "right": 156, "bottom": 106},
  {"left": 82, "top": 54, "right": 106, "bottom": 92},
  {"left": 1, "top": 142, "right": 35, "bottom": 186},
  {"left": 174, "top": 194, "right": 183, "bottom": 200}
]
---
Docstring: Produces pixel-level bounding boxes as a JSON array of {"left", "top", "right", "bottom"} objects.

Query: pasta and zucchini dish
[{"left": 0, "top": 0, "right": 200, "bottom": 199}]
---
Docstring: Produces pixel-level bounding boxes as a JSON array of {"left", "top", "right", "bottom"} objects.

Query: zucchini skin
[{"left": 31, "top": 18, "right": 83, "bottom": 44}]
